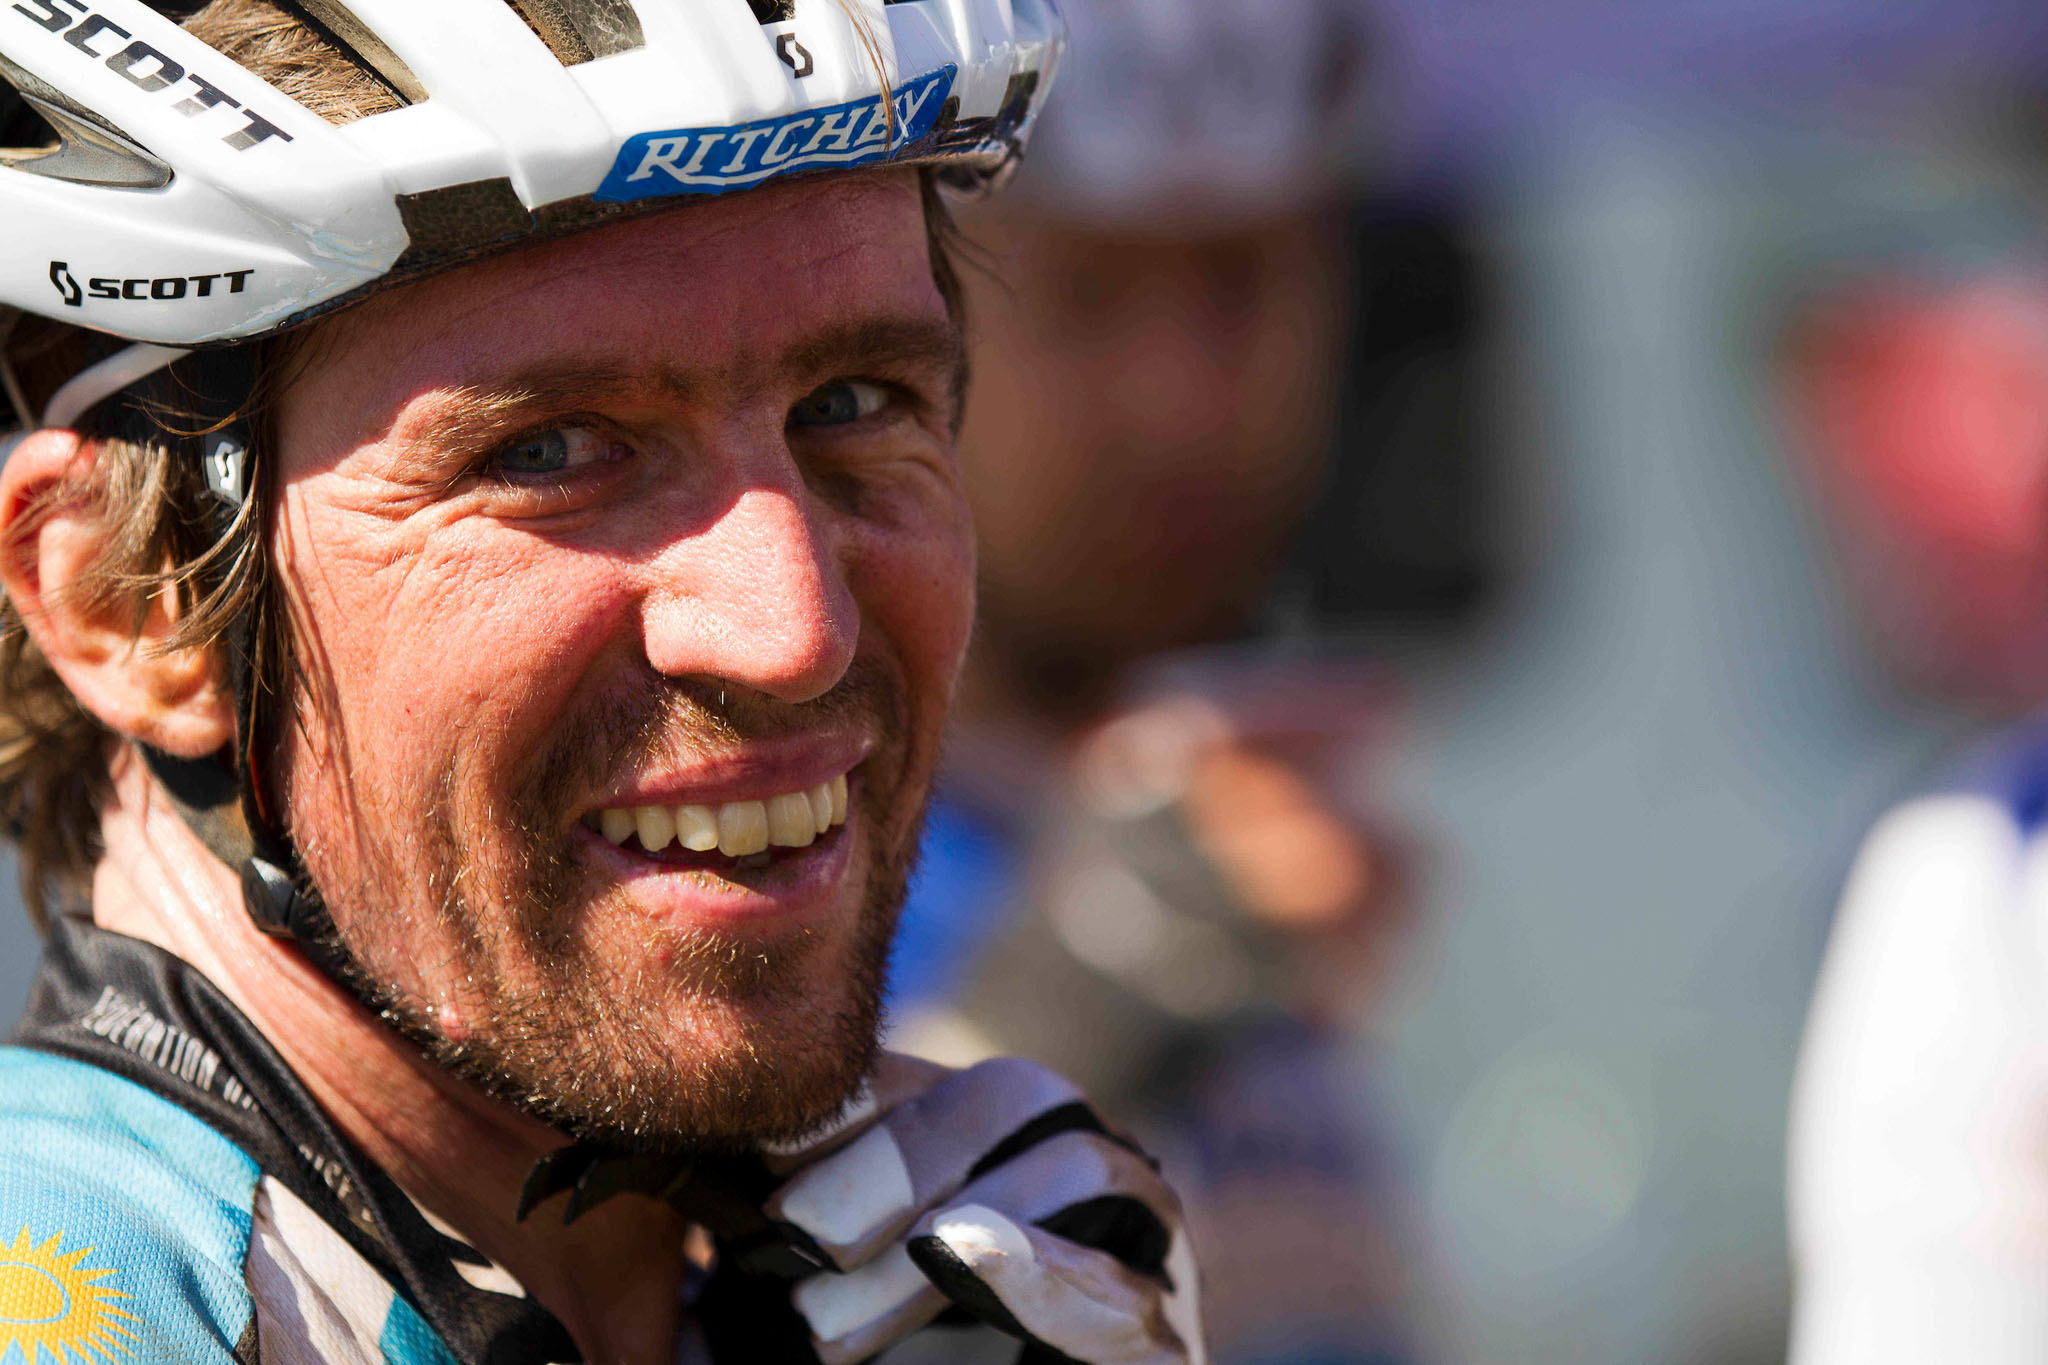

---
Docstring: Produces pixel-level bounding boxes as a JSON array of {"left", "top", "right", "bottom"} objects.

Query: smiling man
[
  {"left": 268, "top": 180, "right": 968, "bottom": 1153},
  {"left": 0, "top": 2, "right": 1203, "bottom": 1363}
]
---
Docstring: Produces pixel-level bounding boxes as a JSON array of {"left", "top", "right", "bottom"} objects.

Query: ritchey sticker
[{"left": 595, "top": 64, "right": 955, "bottom": 202}]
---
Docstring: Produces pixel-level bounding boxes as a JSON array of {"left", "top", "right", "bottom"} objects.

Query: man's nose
[{"left": 639, "top": 483, "right": 858, "bottom": 704}]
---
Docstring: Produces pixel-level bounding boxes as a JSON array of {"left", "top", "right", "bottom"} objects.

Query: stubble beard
[{"left": 295, "top": 661, "right": 922, "bottom": 1154}]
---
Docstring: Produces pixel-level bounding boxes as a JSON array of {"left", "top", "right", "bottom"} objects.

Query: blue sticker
[{"left": 596, "top": 65, "right": 957, "bottom": 202}]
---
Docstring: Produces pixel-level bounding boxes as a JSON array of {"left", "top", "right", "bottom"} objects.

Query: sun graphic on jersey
[{"left": 0, "top": 1226, "right": 138, "bottom": 1364}]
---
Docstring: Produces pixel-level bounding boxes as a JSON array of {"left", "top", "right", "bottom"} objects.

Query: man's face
[
  {"left": 268, "top": 171, "right": 973, "bottom": 1149},
  {"left": 958, "top": 207, "right": 1348, "bottom": 696}
]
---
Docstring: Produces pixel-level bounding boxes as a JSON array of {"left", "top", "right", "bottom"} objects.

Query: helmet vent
[
  {"left": 260, "top": 0, "right": 426, "bottom": 107},
  {"left": 0, "top": 70, "right": 57, "bottom": 160},
  {"left": 504, "top": 0, "right": 646, "bottom": 64},
  {"left": 172, "top": 0, "right": 415, "bottom": 124},
  {"left": 0, "top": 57, "right": 172, "bottom": 189}
]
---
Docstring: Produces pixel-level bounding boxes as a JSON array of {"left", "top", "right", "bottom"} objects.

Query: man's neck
[{"left": 89, "top": 751, "right": 691, "bottom": 1365}]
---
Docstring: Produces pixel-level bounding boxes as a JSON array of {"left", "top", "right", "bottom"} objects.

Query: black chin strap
[
  {"left": 517, "top": 1140, "right": 831, "bottom": 1278},
  {"left": 136, "top": 741, "right": 334, "bottom": 950},
  {"left": 122, "top": 347, "right": 340, "bottom": 965}
]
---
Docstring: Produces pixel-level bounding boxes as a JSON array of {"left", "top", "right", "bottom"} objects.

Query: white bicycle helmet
[
  {"left": 0, "top": 0, "right": 1063, "bottom": 423},
  {"left": 1016, "top": 0, "right": 1370, "bottom": 227}
]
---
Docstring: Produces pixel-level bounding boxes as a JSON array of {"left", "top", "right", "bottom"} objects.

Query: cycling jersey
[
  {"left": 1790, "top": 717, "right": 2048, "bottom": 1364},
  {"left": 1, "top": 913, "right": 1203, "bottom": 1365},
  {"left": 0, "top": 915, "right": 580, "bottom": 1364}
]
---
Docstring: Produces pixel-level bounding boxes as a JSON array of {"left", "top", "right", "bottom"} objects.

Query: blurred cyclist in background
[
  {"left": 1788, "top": 266, "right": 2048, "bottom": 1361},
  {"left": 883, "top": 0, "right": 1425, "bottom": 1359}
]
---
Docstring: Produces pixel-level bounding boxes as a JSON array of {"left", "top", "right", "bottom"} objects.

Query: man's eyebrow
[
  {"left": 780, "top": 315, "right": 965, "bottom": 380},
  {"left": 400, "top": 365, "right": 642, "bottom": 459},
  {"left": 778, "top": 314, "right": 969, "bottom": 416}
]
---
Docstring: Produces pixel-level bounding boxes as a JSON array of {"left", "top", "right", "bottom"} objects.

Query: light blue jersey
[{"left": 1, "top": 917, "right": 575, "bottom": 1364}]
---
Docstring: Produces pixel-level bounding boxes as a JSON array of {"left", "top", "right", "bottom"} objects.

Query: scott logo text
[
  {"left": 10, "top": 0, "right": 293, "bottom": 150},
  {"left": 50, "top": 261, "right": 255, "bottom": 305}
]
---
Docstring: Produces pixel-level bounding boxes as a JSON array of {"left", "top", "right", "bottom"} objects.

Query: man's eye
[
  {"left": 489, "top": 427, "right": 611, "bottom": 476},
  {"left": 789, "top": 380, "right": 889, "bottom": 429}
]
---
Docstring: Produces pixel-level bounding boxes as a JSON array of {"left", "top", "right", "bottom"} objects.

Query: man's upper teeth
[{"left": 596, "top": 774, "right": 849, "bottom": 854}]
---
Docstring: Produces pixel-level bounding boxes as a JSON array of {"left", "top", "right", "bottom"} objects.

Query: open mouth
[{"left": 580, "top": 772, "right": 850, "bottom": 872}]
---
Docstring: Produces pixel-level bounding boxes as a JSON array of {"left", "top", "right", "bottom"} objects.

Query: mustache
[{"left": 519, "top": 656, "right": 906, "bottom": 824}]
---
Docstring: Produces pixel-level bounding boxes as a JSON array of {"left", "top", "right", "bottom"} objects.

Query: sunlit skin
[
  {"left": 0, "top": 168, "right": 975, "bottom": 1365},
  {"left": 272, "top": 168, "right": 971, "bottom": 1128}
]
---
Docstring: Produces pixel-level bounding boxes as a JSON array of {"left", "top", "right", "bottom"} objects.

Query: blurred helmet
[{"left": 1014, "top": 0, "right": 1374, "bottom": 227}]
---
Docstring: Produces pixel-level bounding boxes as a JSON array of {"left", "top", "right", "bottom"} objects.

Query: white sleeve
[
  {"left": 246, "top": 1177, "right": 395, "bottom": 1365},
  {"left": 1788, "top": 796, "right": 2048, "bottom": 1365}
]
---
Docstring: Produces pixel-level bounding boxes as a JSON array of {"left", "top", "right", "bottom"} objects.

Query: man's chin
[
  {"left": 489, "top": 1034, "right": 875, "bottom": 1155},
  {"left": 337, "top": 911, "right": 889, "bottom": 1154},
  {"left": 440, "top": 975, "right": 883, "bottom": 1153}
]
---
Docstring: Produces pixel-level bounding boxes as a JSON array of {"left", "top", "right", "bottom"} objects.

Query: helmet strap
[
  {"left": 136, "top": 737, "right": 339, "bottom": 949},
  {"left": 112, "top": 346, "right": 352, "bottom": 977},
  {"left": 42, "top": 343, "right": 188, "bottom": 430}
]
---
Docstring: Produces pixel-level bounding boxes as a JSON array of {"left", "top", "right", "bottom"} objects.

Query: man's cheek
[
  {"left": 879, "top": 521, "right": 977, "bottom": 688},
  {"left": 367, "top": 566, "right": 620, "bottom": 764},
  {"left": 879, "top": 539, "right": 974, "bottom": 828}
]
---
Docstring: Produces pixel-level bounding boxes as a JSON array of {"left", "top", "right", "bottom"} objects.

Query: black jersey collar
[{"left": 9, "top": 915, "right": 581, "bottom": 1365}]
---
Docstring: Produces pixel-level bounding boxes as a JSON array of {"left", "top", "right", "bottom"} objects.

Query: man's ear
[{"left": 0, "top": 428, "right": 236, "bottom": 758}]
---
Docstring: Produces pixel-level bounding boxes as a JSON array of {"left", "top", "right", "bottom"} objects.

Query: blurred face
[
  {"left": 268, "top": 172, "right": 974, "bottom": 1148},
  {"left": 958, "top": 206, "right": 1350, "bottom": 702}
]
